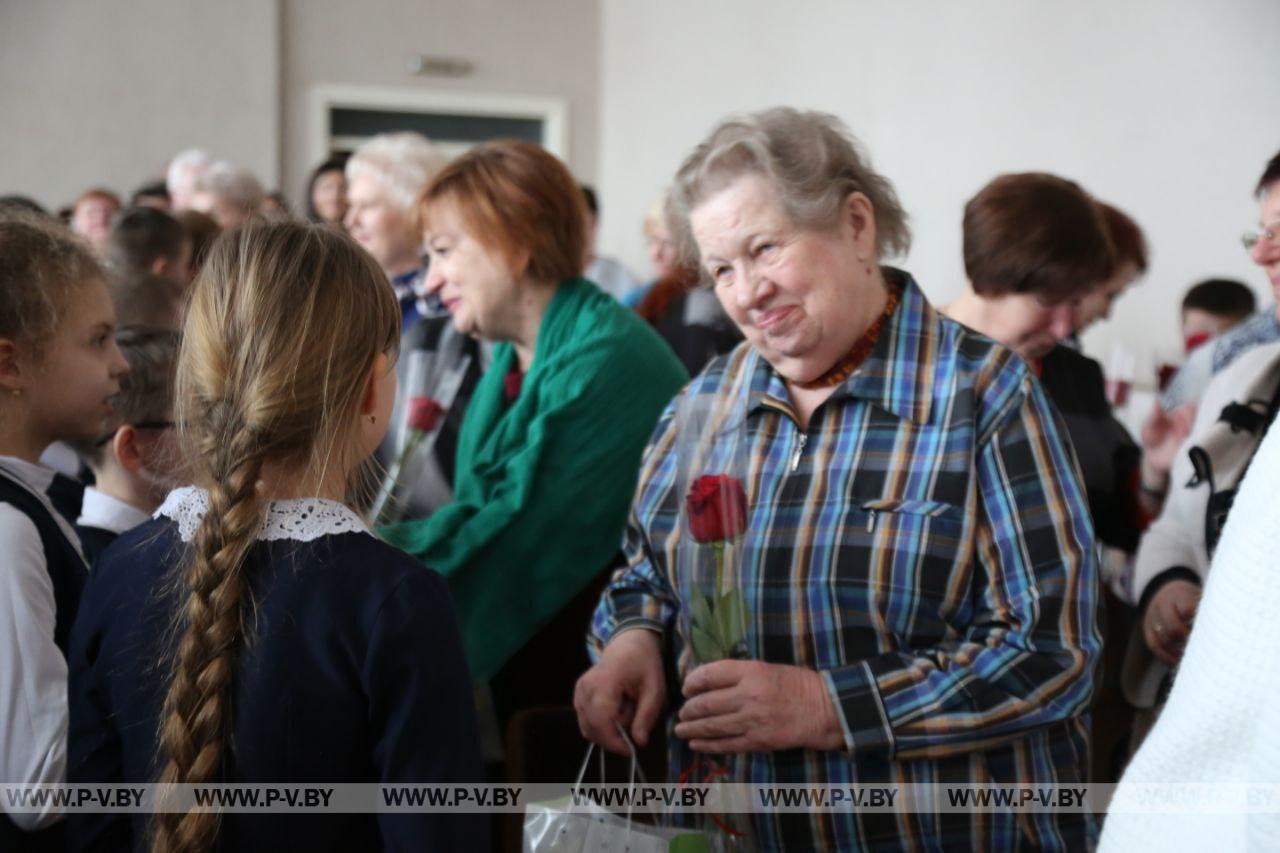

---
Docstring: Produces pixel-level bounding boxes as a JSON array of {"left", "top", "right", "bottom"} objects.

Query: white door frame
[{"left": 307, "top": 83, "right": 570, "bottom": 166}]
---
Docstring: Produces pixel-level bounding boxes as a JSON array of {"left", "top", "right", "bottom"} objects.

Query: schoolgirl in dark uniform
[
  {"left": 0, "top": 211, "right": 129, "bottom": 851},
  {"left": 67, "top": 222, "right": 484, "bottom": 852}
]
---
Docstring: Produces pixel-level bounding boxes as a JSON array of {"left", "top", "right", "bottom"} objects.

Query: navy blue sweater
[{"left": 67, "top": 517, "right": 486, "bottom": 851}]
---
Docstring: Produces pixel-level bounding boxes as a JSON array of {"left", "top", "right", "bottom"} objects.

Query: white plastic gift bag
[{"left": 523, "top": 726, "right": 712, "bottom": 853}]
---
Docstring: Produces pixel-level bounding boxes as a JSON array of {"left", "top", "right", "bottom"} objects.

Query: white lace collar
[{"left": 154, "top": 486, "right": 371, "bottom": 543}]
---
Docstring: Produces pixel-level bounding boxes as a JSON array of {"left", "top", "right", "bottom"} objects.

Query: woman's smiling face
[{"left": 691, "top": 173, "right": 877, "bottom": 383}]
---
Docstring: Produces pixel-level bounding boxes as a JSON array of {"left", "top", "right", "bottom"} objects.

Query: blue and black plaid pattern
[{"left": 590, "top": 271, "right": 1101, "bottom": 851}]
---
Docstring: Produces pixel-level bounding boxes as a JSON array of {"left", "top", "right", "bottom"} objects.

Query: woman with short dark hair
[
  {"left": 945, "top": 172, "right": 1116, "bottom": 363},
  {"left": 305, "top": 153, "right": 349, "bottom": 228}
]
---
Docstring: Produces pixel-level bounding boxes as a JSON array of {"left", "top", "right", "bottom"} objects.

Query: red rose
[
  {"left": 685, "top": 474, "right": 747, "bottom": 543},
  {"left": 406, "top": 396, "right": 445, "bottom": 433},
  {"left": 503, "top": 369, "right": 524, "bottom": 403}
]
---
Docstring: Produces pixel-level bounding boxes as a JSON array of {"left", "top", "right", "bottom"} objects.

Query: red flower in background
[
  {"left": 685, "top": 474, "right": 747, "bottom": 543},
  {"left": 503, "top": 369, "right": 524, "bottom": 403},
  {"left": 407, "top": 396, "right": 445, "bottom": 433},
  {"left": 1184, "top": 331, "right": 1212, "bottom": 355}
]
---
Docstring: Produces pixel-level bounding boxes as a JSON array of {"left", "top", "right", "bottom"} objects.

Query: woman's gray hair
[
  {"left": 166, "top": 148, "right": 212, "bottom": 200},
  {"left": 667, "top": 107, "right": 910, "bottom": 276},
  {"left": 346, "top": 132, "right": 448, "bottom": 212},
  {"left": 194, "top": 161, "right": 265, "bottom": 214}
]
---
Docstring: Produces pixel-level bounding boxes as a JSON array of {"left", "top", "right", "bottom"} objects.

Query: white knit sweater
[{"left": 1100, "top": 420, "right": 1280, "bottom": 851}]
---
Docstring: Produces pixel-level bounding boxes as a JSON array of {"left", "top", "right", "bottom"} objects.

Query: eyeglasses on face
[{"left": 1242, "top": 224, "right": 1280, "bottom": 252}]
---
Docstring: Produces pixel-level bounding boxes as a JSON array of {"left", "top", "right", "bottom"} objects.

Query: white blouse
[
  {"left": 0, "top": 456, "right": 78, "bottom": 830},
  {"left": 76, "top": 487, "right": 150, "bottom": 536},
  {"left": 1100, "top": 418, "right": 1280, "bottom": 850}
]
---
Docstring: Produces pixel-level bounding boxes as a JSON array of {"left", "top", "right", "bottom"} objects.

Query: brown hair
[
  {"left": 73, "top": 325, "right": 180, "bottom": 469},
  {"left": 74, "top": 187, "right": 122, "bottom": 211},
  {"left": 1258, "top": 148, "right": 1280, "bottom": 197},
  {"left": 107, "top": 206, "right": 187, "bottom": 278},
  {"left": 1099, "top": 202, "right": 1148, "bottom": 273},
  {"left": 109, "top": 271, "right": 185, "bottom": 329},
  {"left": 1182, "top": 278, "right": 1256, "bottom": 320},
  {"left": 416, "top": 139, "right": 587, "bottom": 284},
  {"left": 152, "top": 222, "right": 399, "bottom": 853},
  {"left": 667, "top": 107, "right": 911, "bottom": 281},
  {"left": 0, "top": 211, "right": 104, "bottom": 358},
  {"left": 963, "top": 172, "right": 1116, "bottom": 303},
  {"left": 174, "top": 209, "right": 221, "bottom": 275}
]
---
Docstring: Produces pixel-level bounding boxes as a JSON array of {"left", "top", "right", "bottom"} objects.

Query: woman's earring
[{"left": 368, "top": 413, "right": 376, "bottom": 424}]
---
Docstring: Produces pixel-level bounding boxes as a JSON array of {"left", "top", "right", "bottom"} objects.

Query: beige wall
[
  {"left": 0, "top": 0, "right": 600, "bottom": 213},
  {"left": 0, "top": 0, "right": 280, "bottom": 210},
  {"left": 598, "top": 0, "right": 1280, "bottom": 375},
  {"left": 280, "top": 0, "right": 600, "bottom": 210}
]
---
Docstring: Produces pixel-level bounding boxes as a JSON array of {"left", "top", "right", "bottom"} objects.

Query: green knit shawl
[{"left": 380, "top": 278, "right": 688, "bottom": 680}]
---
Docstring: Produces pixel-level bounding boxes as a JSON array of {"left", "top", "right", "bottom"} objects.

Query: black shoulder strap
[
  {"left": 1195, "top": 367, "right": 1280, "bottom": 555},
  {"left": 1232, "top": 369, "right": 1280, "bottom": 483},
  {"left": 1218, "top": 370, "right": 1280, "bottom": 433},
  {"left": 0, "top": 469, "right": 88, "bottom": 654}
]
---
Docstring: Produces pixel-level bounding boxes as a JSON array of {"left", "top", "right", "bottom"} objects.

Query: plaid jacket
[{"left": 590, "top": 271, "right": 1101, "bottom": 851}]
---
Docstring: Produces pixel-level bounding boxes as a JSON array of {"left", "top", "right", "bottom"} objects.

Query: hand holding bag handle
[{"left": 571, "top": 721, "right": 651, "bottom": 844}]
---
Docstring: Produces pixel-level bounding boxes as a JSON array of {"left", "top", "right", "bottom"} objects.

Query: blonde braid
[
  {"left": 152, "top": 406, "right": 266, "bottom": 853},
  {"left": 147, "top": 220, "right": 402, "bottom": 852}
]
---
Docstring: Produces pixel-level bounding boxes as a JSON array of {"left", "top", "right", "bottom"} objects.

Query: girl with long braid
[{"left": 66, "top": 222, "right": 485, "bottom": 852}]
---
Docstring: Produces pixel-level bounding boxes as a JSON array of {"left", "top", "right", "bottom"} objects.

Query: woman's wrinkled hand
[
  {"left": 574, "top": 629, "right": 666, "bottom": 755},
  {"left": 674, "top": 659, "right": 845, "bottom": 754}
]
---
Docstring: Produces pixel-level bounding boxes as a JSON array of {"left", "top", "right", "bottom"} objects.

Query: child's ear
[
  {"left": 0, "top": 338, "right": 25, "bottom": 395},
  {"left": 112, "top": 425, "right": 145, "bottom": 474},
  {"left": 360, "top": 353, "right": 391, "bottom": 416}
]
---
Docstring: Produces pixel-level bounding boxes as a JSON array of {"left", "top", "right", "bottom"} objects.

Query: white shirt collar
[
  {"left": 154, "top": 486, "right": 371, "bottom": 543},
  {"left": 0, "top": 455, "right": 56, "bottom": 494},
  {"left": 76, "top": 486, "right": 151, "bottom": 535}
]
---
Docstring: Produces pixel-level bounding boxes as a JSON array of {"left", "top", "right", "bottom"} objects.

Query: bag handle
[
  {"left": 572, "top": 722, "right": 649, "bottom": 839},
  {"left": 573, "top": 722, "right": 644, "bottom": 787}
]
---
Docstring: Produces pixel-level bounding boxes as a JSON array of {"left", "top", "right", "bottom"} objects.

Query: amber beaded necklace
[{"left": 793, "top": 282, "right": 901, "bottom": 390}]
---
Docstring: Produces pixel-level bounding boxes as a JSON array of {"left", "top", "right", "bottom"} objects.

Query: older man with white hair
[
  {"left": 188, "top": 161, "right": 265, "bottom": 230},
  {"left": 346, "top": 132, "right": 482, "bottom": 520},
  {"left": 165, "top": 148, "right": 212, "bottom": 212},
  {"left": 345, "top": 132, "right": 447, "bottom": 330}
]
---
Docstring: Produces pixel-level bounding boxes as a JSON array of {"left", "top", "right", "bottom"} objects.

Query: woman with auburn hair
[
  {"left": 70, "top": 187, "right": 122, "bottom": 255},
  {"left": 66, "top": 222, "right": 484, "bottom": 852},
  {"left": 380, "top": 140, "right": 687, "bottom": 708}
]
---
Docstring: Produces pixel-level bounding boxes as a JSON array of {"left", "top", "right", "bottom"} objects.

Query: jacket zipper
[{"left": 790, "top": 433, "right": 807, "bottom": 472}]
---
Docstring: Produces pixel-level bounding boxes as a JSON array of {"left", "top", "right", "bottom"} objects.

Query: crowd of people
[{"left": 1, "top": 109, "right": 1278, "bottom": 851}]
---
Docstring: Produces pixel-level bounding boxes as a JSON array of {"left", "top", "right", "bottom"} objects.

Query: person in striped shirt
[{"left": 575, "top": 107, "right": 1101, "bottom": 851}]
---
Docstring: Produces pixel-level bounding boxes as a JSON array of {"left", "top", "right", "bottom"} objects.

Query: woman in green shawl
[{"left": 380, "top": 140, "right": 687, "bottom": 691}]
